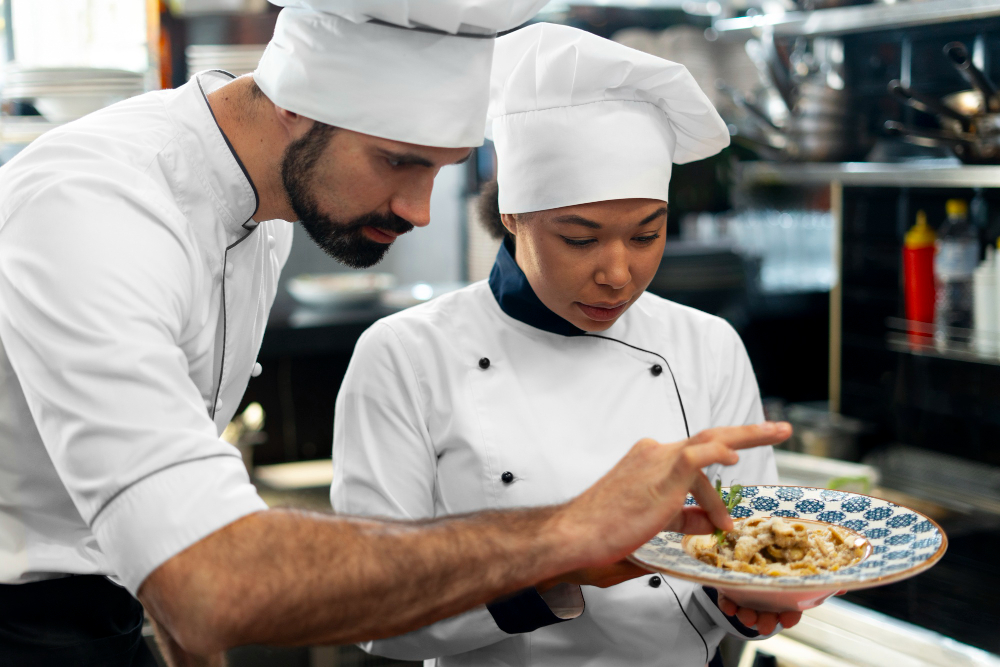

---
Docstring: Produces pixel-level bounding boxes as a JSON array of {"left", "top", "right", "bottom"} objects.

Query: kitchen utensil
[
  {"left": 728, "top": 32, "right": 870, "bottom": 161},
  {"left": 887, "top": 43, "right": 1000, "bottom": 163},
  {"left": 629, "top": 485, "right": 947, "bottom": 613},
  {"left": 784, "top": 402, "right": 868, "bottom": 460},
  {"left": 943, "top": 41, "right": 999, "bottom": 113},
  {"left": 889, "top": 80, "right": 972, "bottom": 132},
  {"left": 720, "top": 81, "right": 869, "bottom": 161}
]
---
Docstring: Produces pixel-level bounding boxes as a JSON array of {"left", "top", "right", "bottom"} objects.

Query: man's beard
[{"left": 281, "top": 124, "right": 414, "bottom": 269}]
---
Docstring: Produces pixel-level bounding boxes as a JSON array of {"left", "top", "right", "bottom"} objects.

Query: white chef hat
[
  {"left": 488, "top": 23, "right": 730, "bottom": 213},
  {"left": 254, "top": 0, "right": 549, "bottom": 148}
]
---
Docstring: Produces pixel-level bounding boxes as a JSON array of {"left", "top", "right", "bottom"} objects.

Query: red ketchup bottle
[{"left": 903, "top": 210, "right": 936, "bottom": 344}]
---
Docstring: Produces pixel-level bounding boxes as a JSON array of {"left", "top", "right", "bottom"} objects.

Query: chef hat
[
  {"left": 254, "top": 0, "right": 549, "bottom": 148},
  {"left": 488, "top": 23, "right": 730, "bottom": 213}
]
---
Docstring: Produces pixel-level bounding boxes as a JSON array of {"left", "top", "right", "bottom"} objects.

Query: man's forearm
[
  {"left": 140, "top": 505, "right": 576, "bottom": 654},
  {"left": 140, "top": 424, "right": 792, "bottom": 656}
]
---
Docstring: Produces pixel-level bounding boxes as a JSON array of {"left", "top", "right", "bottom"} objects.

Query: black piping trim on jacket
[
  {"left": 663, "top": 579, "right": 710, "bottom": 664},
  {"left": 196, "top": 72, "right": 261, "bottom": 222},
  {"left": 88, "top": 453, "right": 244, "bottom": 527},
  {"left": 584, "top": 335, "right": 690, "bottom": 438},
  {"left": 365, "top": 17, "right": 496, "bottom": 39},
  {"left": 210, "top": 230, "right": 255, "bottom": 420}
]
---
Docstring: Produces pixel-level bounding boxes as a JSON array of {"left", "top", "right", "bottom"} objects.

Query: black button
[
  {"left": 479, "top": 357, "right": 491, "bottom": 369},
  {"left": 649, "top": 576, "right": 662, "bottom": 588},
  {"left": 501, "top": 471, "right": 514, "bottom": 484},
  {"left": 651, "top": 364, "right": 663, "bottom": 377}
]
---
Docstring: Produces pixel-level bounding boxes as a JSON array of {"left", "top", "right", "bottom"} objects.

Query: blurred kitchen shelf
[
  {"left": 737, "top": 160, "right": 1000, "bottom": 188},
  {"left": 885, "top": 316, "right": 1000, "bottom": 366},
  {"left": 714, "top": 0, "right": 1000, "bottom": 39},
  {"left": 868, "top": 444, "right": 1000, "bottom": 516}
]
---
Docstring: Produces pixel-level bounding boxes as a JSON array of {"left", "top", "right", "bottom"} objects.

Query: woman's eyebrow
[
  {"left": 553, "top": 206, "right": 668, "bottom": 229},
  {"left": 638, "top": 207, "right": 669, "bottom": 225},
  {"left": 552, "top": 215, "right": 601, "bottom": 229}
]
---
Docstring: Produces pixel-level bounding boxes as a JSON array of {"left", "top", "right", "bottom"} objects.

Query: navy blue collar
[{"left": 488, "top": 238, "right": 585, "bottom": 337}]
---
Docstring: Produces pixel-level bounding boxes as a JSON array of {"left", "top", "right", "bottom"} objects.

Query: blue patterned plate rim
[{"left": 627, "top": 485, "right": 948, "bottom": 592}]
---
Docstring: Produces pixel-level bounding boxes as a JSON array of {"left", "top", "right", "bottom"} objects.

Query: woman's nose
[{"left": 595, "top": 248, "right": 631, "bottom": 290}]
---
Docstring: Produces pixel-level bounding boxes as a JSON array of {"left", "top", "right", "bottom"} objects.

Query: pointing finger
[
  {"left": 688, "top": 470, "right": 733, "bottom": 532},
  {"left": 689, "top": 422, "right": 792, "bottom": 450}
]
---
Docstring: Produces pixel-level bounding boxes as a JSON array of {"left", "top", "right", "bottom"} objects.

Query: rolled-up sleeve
[{"left": 0, "top": 181, "right": 266, "bottom": 593}]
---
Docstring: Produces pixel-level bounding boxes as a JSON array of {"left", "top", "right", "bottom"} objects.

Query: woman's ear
[{"left": 500, "top": 213, "right": 517, "bottom": 237}]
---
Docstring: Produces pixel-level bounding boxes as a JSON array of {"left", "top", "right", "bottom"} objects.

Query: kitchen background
[{"left": 5, "top": 1, "right": 1000, "bottom": 666}]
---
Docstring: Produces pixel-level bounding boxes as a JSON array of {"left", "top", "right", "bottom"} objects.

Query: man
[{"left": 0, "top": 1, "right": 793, "bottom": 664}]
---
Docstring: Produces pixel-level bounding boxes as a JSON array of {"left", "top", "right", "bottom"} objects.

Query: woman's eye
[
  {"left": 386, "top": 158, "right": 401, "bottom": 168},
  {"left": 561, "top": 237, "right": 596, "bottom": 247},
  {"left": 634, "top": 233, "right": 661, "bottom": 244}
]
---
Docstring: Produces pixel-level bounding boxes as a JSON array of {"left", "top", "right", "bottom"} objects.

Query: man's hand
[
  {"left": 716, "top": 594, "right": 802, "bottom": 636},
  {"left": 552, "top": 422, "right": 792, "bottom": 572}
]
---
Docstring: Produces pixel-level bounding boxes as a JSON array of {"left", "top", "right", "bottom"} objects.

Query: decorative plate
[{"left": 629, "top": 486, "right": 947, "bottom": 593}]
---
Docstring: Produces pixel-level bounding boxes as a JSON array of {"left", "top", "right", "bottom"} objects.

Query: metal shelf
[
  {"left": 885, "top": 317, "right": 1000, "bottom": 366},
  {"left": 714, "top": 0, "right": 1000, "bottom": 39},
  {"left": 736, "top": 160, "right": 1000, "bottom": 187}
]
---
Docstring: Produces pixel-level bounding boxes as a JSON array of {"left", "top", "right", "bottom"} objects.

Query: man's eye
[
  {"left": 561, "top": 237, "right": 596, "bottom": 247},
  {"left": 386, "top": 158, "right": 401, "bottom": 168}
]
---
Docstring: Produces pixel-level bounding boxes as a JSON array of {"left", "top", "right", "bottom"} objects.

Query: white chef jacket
[
  {"left": 331, "top": 239, "right": 780, "bottom": 667},
  {"left": 0, "top": 71, "right": 289, "bottom": 594}
]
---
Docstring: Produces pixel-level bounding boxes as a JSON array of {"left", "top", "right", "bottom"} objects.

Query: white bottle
[
  {"left": 973, "top": 246, "right": 997, "bottom": 357},
  {"left": 994, "top": 238, "right": 1000, "bottom": 356}
]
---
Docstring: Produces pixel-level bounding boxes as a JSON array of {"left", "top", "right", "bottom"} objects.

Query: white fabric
[
  {"left": 488, "top": 23, "right": 730, "bottom": 213},
  {"left": 255, "top": 0, "right": 549, "bottom": 148},
  {"left": 267, "top": 0, "right": 548, "bottom": 33},
  {"left": 331, "top": 282, "right": 778, "bottom": 666},
  {"left": 0, "top": 72, "right": 289, "bottom": 594}
]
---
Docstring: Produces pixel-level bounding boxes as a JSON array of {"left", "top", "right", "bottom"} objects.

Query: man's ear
[
  {"left": 273, "top": 105, "right": 315, "bottom": 141},
  {"left": 500, "top": 213, "right": 517, "bottom": 237}
]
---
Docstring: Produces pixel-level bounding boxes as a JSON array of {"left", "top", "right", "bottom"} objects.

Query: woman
[{"left": 332, "top": 24, "right": 784, "bottom": 667}]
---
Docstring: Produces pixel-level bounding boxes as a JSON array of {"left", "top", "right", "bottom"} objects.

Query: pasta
[{"left": 686, "top": 517, "right": 867, "bottom": 576}]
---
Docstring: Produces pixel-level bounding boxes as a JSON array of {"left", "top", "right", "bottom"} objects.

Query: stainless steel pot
[
  {"left": 720, "top": 80, "right": 870, "bottom": 162},
  {"left": 725, "top": 31, "right": 870, "bottom": 162}
]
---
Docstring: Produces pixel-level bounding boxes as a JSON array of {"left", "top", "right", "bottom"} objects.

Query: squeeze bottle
[{"left": 903, "top": 210, "right": 936, "bottom": 339}]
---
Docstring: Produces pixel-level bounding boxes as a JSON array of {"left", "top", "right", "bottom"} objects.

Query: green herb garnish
[{"left": 714, "top": 480, "right": 743, "bottom": 546}]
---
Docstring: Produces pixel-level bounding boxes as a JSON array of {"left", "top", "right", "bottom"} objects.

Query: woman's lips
[{"left": 576, "top": 300, "right": 629, "bottom": 322}]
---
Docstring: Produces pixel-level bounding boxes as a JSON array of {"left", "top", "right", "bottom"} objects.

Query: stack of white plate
[
  {"left": 2, "top": 66, "right": 145, "bottom": 123},
  {"left": 186, "top": 44, "right": 266, "bottom": 79}
]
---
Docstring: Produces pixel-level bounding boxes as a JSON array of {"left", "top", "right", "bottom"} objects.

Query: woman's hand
[
  {"left": 716, "top": 593, "right": 802, "bottom": 636},
  {"left": 535, "top": 559, "right": 650, "bottom": 593}
]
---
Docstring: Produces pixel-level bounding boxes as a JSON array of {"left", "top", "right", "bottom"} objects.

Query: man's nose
[{"left": 390, "top": 177, "right": 435, "bottom": 228}]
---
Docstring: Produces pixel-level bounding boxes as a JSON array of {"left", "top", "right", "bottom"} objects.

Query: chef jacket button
[
  {"left": 649, "top": 576, "right": 662, "bottom": 588},
  {"left": 501, "top": 471, "right": 514, "bottom": 484},
  {"left": 479, "top": 357, "right": 491, "bottom": 370},
  {"left": 251, "top": 362, "right": 263, "bottom": 378},
  {"left": 225, "top": 261, "right": 234, "bottom": 278},
  {"left": 268, "top": 235, "right": 276, "bottom": 249},
  {"left": 215, "top": 398, "right": 223, "bottom": 412},
  {"left": 650, "top": 364, "right": 663, "bottom": 377}
]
